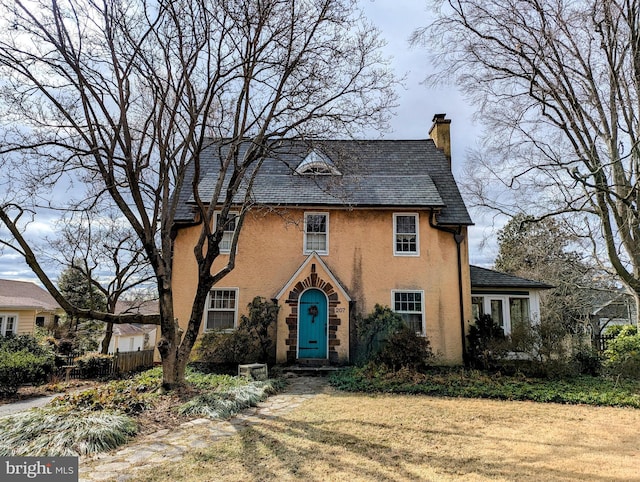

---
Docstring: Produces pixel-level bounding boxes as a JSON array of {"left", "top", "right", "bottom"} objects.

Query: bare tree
[
  {"left": 49, "top": 207, "right": 155, "bottom": 354},
  {"left": 0, "top": 0, "right": 396, "bottom": 388},
  {"left": 415, "top": 0, "right": 640, "bottom": 322},
  {"left": 494, "top": 214, "right": 617, "bottom": 337}
]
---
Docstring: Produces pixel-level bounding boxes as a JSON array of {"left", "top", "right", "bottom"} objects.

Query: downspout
[{"left": 429, "top": 210, "right": 468, "bottom": 366}]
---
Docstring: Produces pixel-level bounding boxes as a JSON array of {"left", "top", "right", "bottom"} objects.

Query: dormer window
[{"left": 295, "top": 149, "right": 341, "bottom": 175}]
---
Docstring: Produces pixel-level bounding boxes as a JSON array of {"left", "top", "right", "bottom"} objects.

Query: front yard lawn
[
  {"left": 329, "top": 366, "right": 640, "bottom": 408},
  {"left": 135, "top": 387, "right": 640, "bottom": 482}
]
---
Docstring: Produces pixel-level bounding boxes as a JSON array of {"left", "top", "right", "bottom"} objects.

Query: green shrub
[
  {"left": 375, "top": 326, "right": 433, "bottom": 371},
  {"left": 75, "top": 353, "right": 113, "bottom": 378},
  {"left": 51, "top": 377, "right": 155, "bottom": 414},
  {"left": 604, "top": 328, "right": 640, "bottom": 379},
  {"left": 356, "top": 304, "right": 406, "bottom": 365},
  {"left": 604, "top": 324, "right": 637, "bottom": 337},
  {"left": 0, "top": 334, "right": 51, "bottom": 356},
  {"left": 193, "top": 297, "right": 278, "bottom": 371},
  {"left": 194, "top": 330, "right": 260, "bottom": 373},
  {"left": 0, "top": 349, "right": 55, "bottom": 395},
  {"left": 239, "top": 297, "right": 279, "bottom": 364},
  {"left": 571, "top": 345, "right": 602, "bottom": 376},
  {"left": 329, "top": 366, "right": 640, "bottom": 408},
  {"left": 466, "top": 314, "right": 507, "bottom": 370}
]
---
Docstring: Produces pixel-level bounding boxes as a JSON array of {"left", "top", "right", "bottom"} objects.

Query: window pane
[
  {"left": 395, "top": 215, "right": 417, "bottom": 253},
  {"left": 207, "top": 311, "right": 234, "bottom": 330},
  {"left": 217, "top": 213, "right": 237, "bottom": 253},
  {"left": 306, "top": 214, "right": 326, "bottom": 233},
  {"left": 401, "top": 313, "right": 423, "bottom": 334},
  {"left": 509, "top": 298, "right": 530, "bottom": 328},
  {"left": 394, "top": 292, "right": 423, "bottom": 334},
  {"left": 490, "top": 300, "right": 504, "bottom": 328},
  {"left": 206, "top": 290, "right": 237, "bottom": 331},
  {"left": 471, "top": 297, "right": 484, "bottom": 321},
  {"left": 305, "top": 214, "right": 328, "bottom": 252},
  {"left": 396, "top": 215, "right": 416, "bottom": 234}
]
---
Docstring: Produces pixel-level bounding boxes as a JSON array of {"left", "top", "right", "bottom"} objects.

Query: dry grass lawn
[{"left": 138, "top": 391, "right": 640, "bottom": 481}]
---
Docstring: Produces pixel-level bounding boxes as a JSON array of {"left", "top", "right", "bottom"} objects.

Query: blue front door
[{"left": 298, "top": 289, "right": 328, "bottom": 359}]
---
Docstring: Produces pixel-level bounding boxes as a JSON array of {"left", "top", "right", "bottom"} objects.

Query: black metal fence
[
  {"left": 56, "top": 348, "right": 155, "bottom": 380},
  {"left": 595, "top": 334, "right": 617, "bottom": 352}
]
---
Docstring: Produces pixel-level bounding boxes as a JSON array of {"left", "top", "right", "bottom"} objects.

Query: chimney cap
[{"left": 432, "top": 113, "right": 451, "bottom": 124}]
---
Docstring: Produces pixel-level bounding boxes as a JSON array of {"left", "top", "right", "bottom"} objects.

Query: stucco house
[
  {"left": 470, "top": 266, "right": 553, "bottom": 334},
  {"left": 171, "top": 114, "right": 475, "bottom": 365},
  {"left": 0, "top": 279, "right": 63, "bottom": 336}
]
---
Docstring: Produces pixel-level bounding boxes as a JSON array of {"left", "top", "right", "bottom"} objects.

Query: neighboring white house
[
  {"left": 470, "top": 266, "right": 553, "bottom": 335},
  {"left": 105, "top": 323, "right": 157, "bottom": 353},
  {"left": 101, "top": 300, "right": 158, "bottom": 353}
]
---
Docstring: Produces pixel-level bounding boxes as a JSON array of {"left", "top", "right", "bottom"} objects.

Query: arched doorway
[{"left": 298, "top": 288, "right": 328, "bottom": 359}]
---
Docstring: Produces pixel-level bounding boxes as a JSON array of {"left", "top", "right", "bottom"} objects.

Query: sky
[
  {"left": 361, "top": 0, "right": 499, "bottom": 266},
  {"left": 0, "top": 0, "right": 501, "bottom": 284}
]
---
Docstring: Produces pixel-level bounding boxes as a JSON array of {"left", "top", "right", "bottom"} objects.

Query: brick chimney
[{"left": 429, "top": 113, "right": 451, "bottom": 165}]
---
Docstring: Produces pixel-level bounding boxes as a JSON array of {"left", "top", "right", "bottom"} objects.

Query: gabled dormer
[{"left": 294, "top": 149, "right": 341, "bottom": 175}]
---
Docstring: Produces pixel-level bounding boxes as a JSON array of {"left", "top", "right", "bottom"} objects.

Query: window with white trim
[
  {"left": 0, "top": 314, "right": 18, "bottom": 336},
  {"left": 215, "top": 212, "right": 238, "bottom": 254},
  {"left": 392, "top": 291, "right": 424, "bottom": 335},
  {"left": 304, "top": 212, "right": 328, "bottom": 254},
  {"left": 472, "top": 295, "right": 533, "bottom": 335},
  {"left": 205, "top": 289, "right": 238, "bottom": 331},
  {"left": 394, "top": 213, "right": 419, "bottom": 255}
]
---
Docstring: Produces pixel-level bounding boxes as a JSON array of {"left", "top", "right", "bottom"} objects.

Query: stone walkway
[{"left": 79, "top": 376, "right": 330, "bottom": 482}]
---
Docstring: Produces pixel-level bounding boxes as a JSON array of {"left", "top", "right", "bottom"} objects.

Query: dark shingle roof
[
  {"left": 175, "top": 139, "right": 472, "bottom": 225},
  {"left": 470, "top": 266, "right": 553, "bottom": 290}
]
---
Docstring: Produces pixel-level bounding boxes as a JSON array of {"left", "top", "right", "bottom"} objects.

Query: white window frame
[
  {"left": 204, "top": 288, "right": 239, "bottom": 332},
  {"left": 215, "top": 211, "right": 238, "bottom": 254},
  {"left": 472, "top": 294, "right": 534, "bottom": 335},
  {"left": 0, "top": 313, "right": 18, "bottom": 336},
  {"left": 304, "top": 212, "right": 329, "bottom": 255},
  {"left": 393, "top": 213, "right": 420, "bottom": 256},
  {"left": 391, "top": 290, "right": 425, "bottom": 336}
]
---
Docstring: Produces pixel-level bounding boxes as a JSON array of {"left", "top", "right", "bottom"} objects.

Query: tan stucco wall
[{"left": 172, "top": 208, "right": 470, "bottom": 364}]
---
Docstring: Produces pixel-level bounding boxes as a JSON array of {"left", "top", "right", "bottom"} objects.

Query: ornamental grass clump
[
  {"left": 178, "top": 380, "right": 280, "bottom": 419},
  {"left": 0, "top": 407, "right": 137, "bottom": 456}
]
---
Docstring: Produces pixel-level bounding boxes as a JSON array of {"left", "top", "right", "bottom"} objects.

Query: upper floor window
[
  {"left": 0, "top": 314, "right": 17, "bottom": 336},
  {"left": 392, "top": 291, "right": 424, "bottom": 335},
  {"left": 304, "top": 212, "right": 329, "bottom": 255},
  {"left": 215, "top": 212, "right": 238, "bottom": 254},
  {"left": 394, "top": 213, "right": 419, "bottom": 256},
  {"left": 205, "top": 289, "right": 238, "bottom": 331}
]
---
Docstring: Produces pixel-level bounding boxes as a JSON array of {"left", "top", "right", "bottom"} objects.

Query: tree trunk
[{"left": 101, "top": 322, "right": 114, "bottom": 354}]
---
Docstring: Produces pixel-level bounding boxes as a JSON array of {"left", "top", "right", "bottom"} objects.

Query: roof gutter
[{"left": 429, "top": 210, "right": 468, "bottom": 366}]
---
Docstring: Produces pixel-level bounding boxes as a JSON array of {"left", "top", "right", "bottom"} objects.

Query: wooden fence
[{"left": 57, "top": 348, "right": 155, "bottom": 380}]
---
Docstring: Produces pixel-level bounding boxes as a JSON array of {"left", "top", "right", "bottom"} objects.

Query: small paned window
[
  {"left": 205, "top": 289, "right": 238, "bottom": 331},
  {"left": 393, "top": 291, "right": 424, "bottom": 335},
  {"left": 304, "top": 213, "right": 328, "bottom": 254},
  {"left": 394, "top": 214, "right": 419, "bottom": 255},
  {"left": 216, "top": 212, "right": 238, "bottom": 253}
]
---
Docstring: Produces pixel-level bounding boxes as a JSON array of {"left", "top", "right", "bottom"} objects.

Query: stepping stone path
[{"left": 79, "top": 375, "right": 330, "bottom": 482}]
